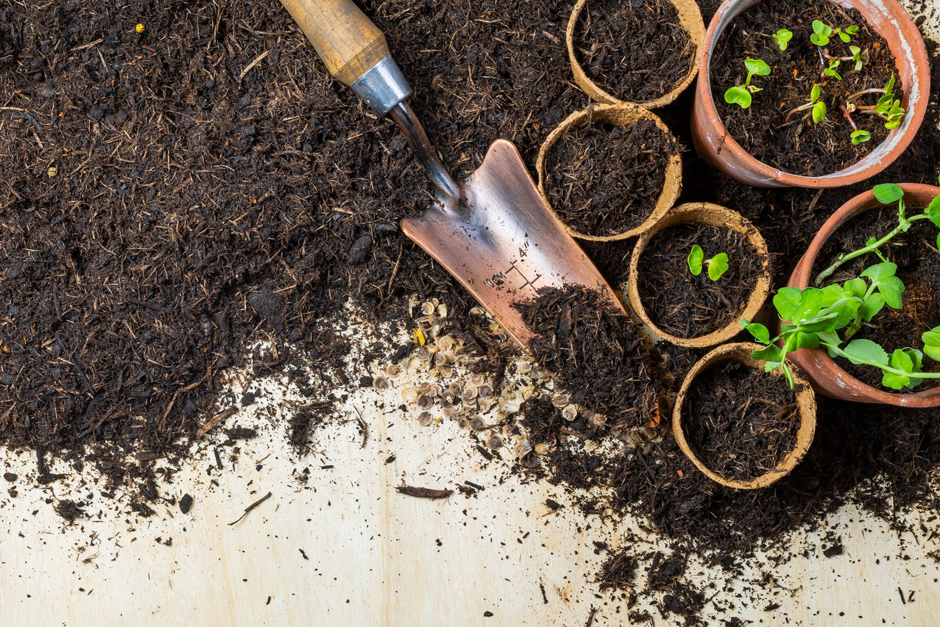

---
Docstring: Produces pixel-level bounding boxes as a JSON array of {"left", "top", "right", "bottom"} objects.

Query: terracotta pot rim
[
  {"left": 672, "top": 342, "right": 818, "bottom": 490},
  {"left": 693, "top": 0, "right": 930, "bottom": 188},
  {"left": 787, "top": 183, "right": 940, "bottom": 406},
  {"left": 535, "top": 103, "right": 683, "bottom": 242},
  {"left": 627, "top": 202, "right": 772, "bottom": 348},
  {"left": 566, "top": 0, "right": 705, "bottom": 109}
]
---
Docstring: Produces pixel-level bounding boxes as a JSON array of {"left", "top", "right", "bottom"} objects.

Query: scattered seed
[
  {"left": 418, "top": 412, "right": 434, "bottom": 426},
  {"left": 462, "top": 386, "right": 479, "bottom": 402},
  {"left": 135, "top": 23, "right": 146, "bottom": 33},
  {"left": 373, "top": 376, "right": 390, "bottom": 390},
  {"left": 385, "top": 364, "right": 401, "bottom": 377},
  {"left": 417, "top": 395, "right": 433, "bottom": 409},
  {"left": 47, "top": 165, "right": 58, "bottom": 178},
  {"left": 486, "top": 434, "right": 503, "bottom": 449},
  {"left": 562, "top": 405, "right": 578, "bottom": 421},
  {"left": 478, "top": 384, "right": 494, "bottom": 398},
  {"left": 402, "top": 388, "right": 418, "bottom": 404},
  {"left": 421, "top": 301, "right": 435, "bottom": 316},
  {"left": 471, "top": 417, "right": 487, "bottom": 431},
  {"left": 535, "top": 443, "right": 550, "bottom": 455}
]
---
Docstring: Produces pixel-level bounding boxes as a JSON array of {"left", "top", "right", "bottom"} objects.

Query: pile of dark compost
[
  {"left": 711, "top": 0, "right": 896, "bottom": 176},
  {"left": 544, "top": 118, "right": 678, "bottom": 237},
  {"left": 635, "top": 222, "right": 763, "bottom": 337},
  {"left": 572, "top": 0, "right": 698, "bottom": 102}
]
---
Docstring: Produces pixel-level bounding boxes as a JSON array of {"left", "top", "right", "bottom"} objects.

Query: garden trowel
[{"left": 279, "top": 0, "right": 624, "bottom": 348}]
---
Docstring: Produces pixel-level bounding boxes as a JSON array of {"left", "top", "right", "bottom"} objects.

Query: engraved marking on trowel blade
[{"left": 484, "top": 259, "right": 542, "bottom": 296}]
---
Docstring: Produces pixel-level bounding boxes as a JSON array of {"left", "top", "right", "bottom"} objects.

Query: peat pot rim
[
  {"left": 691, "top": 0, "right": 930, "bottom": 189},
  {"left": 566, "top": 0, "right": 705, "bottom": 108},
  {"left": 672, "top": 342, "right": 818, "bottom": 490},
  {"left": 627, "top": 202, "right": 771, "bottom": 348},
  {"left": 786, "top": 183, "right": 940, "bottom": 407},
  {"left": 535, "top": 102, "right": 683, "bottom": 242}
]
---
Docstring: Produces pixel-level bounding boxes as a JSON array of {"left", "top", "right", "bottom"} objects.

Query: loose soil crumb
[
  {"left": 711, "top": 0, "right": 897, "bottom": 175},
  {"left": 515, "top": 286, "right": 660, "bottom": 426},
  {"left": 573, "top": 0, "right": 698, "bottom": 102},
  {"left": 683, "top": 360, "right": 802, "bottom": 482},
  {"left": 636, "top": 222, "right": 763, "bottom": 338},
  {"left": 544, "top": 118, "right": 678, "bottom": 237}
]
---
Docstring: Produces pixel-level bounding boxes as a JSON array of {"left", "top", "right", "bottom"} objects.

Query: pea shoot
[
  {"left": 785, "top": 83, "right": 826, "bottom": 124},
  {"left": 688, "top": 245, "right": 730, "bottom": 282},
  {"left": 724, "top": 58, "right": 772, "bottom": 110},
  {"left": 743, "top": 181, "right": 940, "bottom": 391}
]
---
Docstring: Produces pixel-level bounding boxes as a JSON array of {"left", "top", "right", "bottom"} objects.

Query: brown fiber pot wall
[
  {"left": 787, "top": 184, "right": 940, "bottom": 407},
  {"left": 691, "top": 0, "right": 930, "bottom": 189},
  {"left": 673, "top": 342, "right": 817, "bottom": 490}
]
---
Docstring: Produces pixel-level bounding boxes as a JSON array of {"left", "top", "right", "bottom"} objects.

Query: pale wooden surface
[{"left": 3, "top": 2, "right": 940, "bottom": 624}]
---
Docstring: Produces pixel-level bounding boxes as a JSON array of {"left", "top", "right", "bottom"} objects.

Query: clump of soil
[
  {"left": 544, "top": 118, "right": 678, "bottom": 237},
  {"left": 814, "top": 206, "right": 940, "bottom": 391},
  {"left": 682, "top": 360, "right": 802, "bottom": 482},
  {"left": 635, "top": 222, "right": 763, "bottom": 338},
  {"left": 515, "top": 286, "right": 660, "bottom": 425},
  {"left": 573, "top": 0, "right": 698, "bottom": 102},
  {"left": 711, "top": 0, "right": 897, "bottom": 175}
]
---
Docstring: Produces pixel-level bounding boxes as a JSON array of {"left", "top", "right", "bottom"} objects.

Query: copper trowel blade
[{"left": 401, "top": 139, "right": 625, "bottom": 350}]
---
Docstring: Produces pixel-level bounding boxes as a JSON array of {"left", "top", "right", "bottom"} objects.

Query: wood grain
[{"left": 279, "top": 0, "right": 390, "bottom": 85}]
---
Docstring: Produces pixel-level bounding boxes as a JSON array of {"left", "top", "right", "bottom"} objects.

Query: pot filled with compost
[
  {"left": 672, "top": 342, "right": 817, "bottom": 490},
  {"left": 566, "top": 0, "right": 705, "bottom": 108},
  {"left": 536, "top": 102, "right": 682, "bottom": 241},
  {"left": 691, "top": 0, "right": 930, "bottom": 188},
  {"left": 628, "top": 202, "right": 771, "bottom": 347},
  {"left": 744, "top": 183, "right": 940, "bottom": 407}
]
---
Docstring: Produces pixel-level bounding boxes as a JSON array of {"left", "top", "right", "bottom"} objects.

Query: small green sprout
[
  {"left": 845, "top": 73, "right": 906, "bottom": 131},
  {"left": 785, "top": 83, "right": 826, "bottom": 124},
  {"left": 688, "top": 245, "right": 729, "bottom": 281},
  {"left": 724, "top": 58, "right": 772, "bottom": 109},
  {"left": 823, "top": 58, "right": 842, "bottom": 81},
  {"left": 924, "top": 327, "right": 940, "bottom": 361},
  {"left": 834, "top": 24, "right": 859, "bottom": 43},
  {"left": 772, "top": 29, "right": 793, "bottom": 51},
  {"left": 810, "top": 20, "right": 833, "bottom": 46},
  {"left": 851, "top": 129, "right": 871, "bottom": 145},
  {"left": 850, "top": 45, "right": 868, "bottom": 71}
]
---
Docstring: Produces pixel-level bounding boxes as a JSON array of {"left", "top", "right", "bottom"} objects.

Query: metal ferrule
[{"left": 350, "top": 55, "right": 413, "bottom": 115}]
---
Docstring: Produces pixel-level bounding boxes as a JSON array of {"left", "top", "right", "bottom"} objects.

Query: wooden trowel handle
[{"left": 278, "top": 0, "right": 389, "bottom": 86}]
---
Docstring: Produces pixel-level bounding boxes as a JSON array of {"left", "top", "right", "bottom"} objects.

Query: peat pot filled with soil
[
  {"left": 628, "top": 203, "right": 771, "bottom": 347},
  {"left": 691, "top": 0, "right": 929, "bottom": 188},
  {"left": 536, "top": 103, "right": 682, "bottom": 241},
  {"left": 566, "top": 0, "right": 705, "bottom": 107},
  {"left": 673, "top": 343, "right": 817, "bottom": 490},
  {"left": 781, "top": 183, "right": 940, "bottom": 407}
]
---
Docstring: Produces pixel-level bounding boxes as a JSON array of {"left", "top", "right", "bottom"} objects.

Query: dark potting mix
[
  {"left": 572, "top": 0, "right": 698, "bottom": 102},
  {"left": 1, "top": 0, "right": 940, "bottom": 623},
  {"left": 544, "top": 117, "right": 679, "bottom": 237},
  {"left": 711, "top": 0, "right": 898, "bottom": 176},
  {"left": 681, "top": 360, "right": 802, "bottom": 482},
  {"left": 635, "top": 221, "right": 764, "bottom": 338}
]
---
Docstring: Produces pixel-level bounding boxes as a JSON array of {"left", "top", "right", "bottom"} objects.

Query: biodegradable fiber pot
[
  {"left": 627, "top": 202, "right": 771, "bottom": 347},
  {"left": 691, "top": 0, "right": 930, "bottom": 189},
  {"left": 787, "top": 183, "right": 940, "bottom": 407},
  {"left": 567, "top": 0, "right": 705, "bottom": 108},
  {"left": 535, "top": 103, "right": 683, "bottom": 241},
  {"left": 673, "top": 342, "right": 818, "bottom": 490}
]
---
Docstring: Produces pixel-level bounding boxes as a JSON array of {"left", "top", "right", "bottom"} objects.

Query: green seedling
[
  {"left": 724, "top": 58, "right": 771, "bottom": 109},
  {"left": 850, "top": 129, "right": 871, "bottom": 145},
  {"left": 742, "top": 180, "right": 940, "bottom": 391},
  {"left": 785, "top": 83, "right": 826, "bottom": 124},
  {"left": 688, "top": 245, "right": 730, "bottom": 281},
  {"left": 772, "top": 28, "right": 793, "bottom": 51},
  {"left": 823, "top": 58, "right": 842, "bottom": 80},
  {"left": 845, "top": 73, "right": 906, "bottom": 130},
  {"left": 810, "top": 20, "right": 833, "bottom": 46}
]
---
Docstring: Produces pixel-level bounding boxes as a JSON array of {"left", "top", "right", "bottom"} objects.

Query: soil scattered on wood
[
  {"left": 544, "top": 118, "right": 678, "bottom": 237},
  {"left": 711, "top": 0, "right": 897, "bottom": 175},
  {"left": 515, "top": 286, "right": 660, "bottom": 426},
  {"left": 814, "top": 206, "right": 940, "bottom": 391},
  {"left": 636, "top": 222, "right": 763, "bottom": 338},
  {"left": 573, "top": 0, "right": 697, "bottom": 102},
  {"left": 682, "top": 360, "right": 802, "bottom": 482}
]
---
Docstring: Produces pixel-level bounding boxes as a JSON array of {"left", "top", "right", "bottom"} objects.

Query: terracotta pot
[
  {"left": 567, "top": 0, "right": 705, "bottom": 108},
  {"left": 536, "top": 103, "right": 683, "bottom": 242},
  {"left": 787, "top": 184, "right": 940, "bottom": 407},
  {"left": 627, "top": 202, "right": 771, "bottom": 347},
  {"left": 691, "top": 0, "right": 930, "bottom": 189},
  {"left": 673, "top": 342, "right": 817, "bottom": 489}
]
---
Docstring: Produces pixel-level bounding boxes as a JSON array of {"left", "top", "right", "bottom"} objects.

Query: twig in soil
[
  {"left": 228, "top": 491, "right": 273, "bottom": 526},
  {"left": 395, "top": 484, "right": 453, "bottom": 499},
  {"left": 354, "top": 407, "right": 368, "bottom": 449},
  {"left": 238, "top": 50, "right": 270, "bottom": 82},
  {"left": 196, "top": 406, "right": 237, "bottom": 438},
  {"left": 126, "top": 297, "right": 173, "bottom": 313},
  {"left": 585, "top": 607, "right": 597, "bottom": 627},
  {"left": 386, "top": 242, "right": 403, "bottom": 298}
]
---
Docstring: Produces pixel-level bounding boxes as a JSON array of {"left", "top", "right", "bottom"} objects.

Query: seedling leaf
[
  {"left": 843, "top": 339, "right": 889, "bottom": 367},
  {"left": 773, "top": 287, "right": 803, "bottom": 321},
  {"left": 745, "top": 58, "right": 772, "bottom": 76},
  {"left": 708, "top": 253, "right": 729, "bottom": 281},
  {"left": 773, "top": 29, "right": 793, "bottom": 51},
  {"left": 688, "top": 245, "right": 704, "bottom": 275},
  {"left": 724, "top": 86, "right": 752, "bottom": 109},
  {"left": 872, "top": 183, "right": 904, "bottom": 204},
  {"left": 812, "top": 101, "right": 827, "bottom": 124},
  {"left": 923, "top": 327, "right": 940, "bottom": 361},
  {"left": 851, "top": 130, "right": 871, "bottom": 145},
  {"left": 741, "top": 320, "right": 770, "bottom": 344}
]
